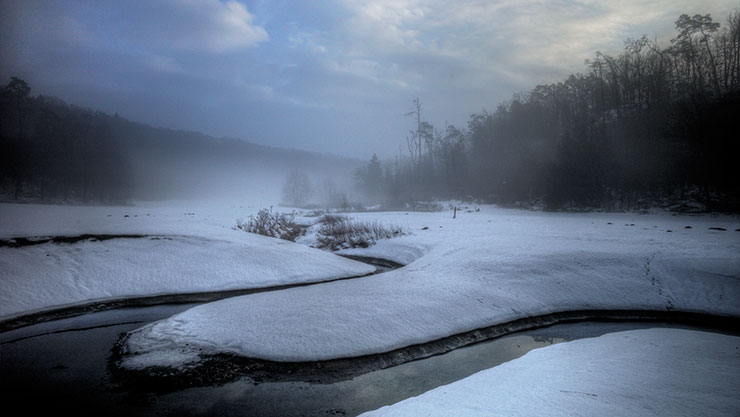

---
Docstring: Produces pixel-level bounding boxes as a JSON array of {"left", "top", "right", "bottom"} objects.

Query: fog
[
  {"left": 1, "top": 4, "right": 739, "bottom": 416},
  {"left": 0, "top": 93, "right": 362, "bottom": 205},
  {"left": 1, "top": 1, "right": 739, "bottom": 210}
]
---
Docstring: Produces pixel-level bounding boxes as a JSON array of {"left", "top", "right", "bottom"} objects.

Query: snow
[
  {"left": 359, "top": 328, "right": 740, "bottom": 417},
  {"left": 0, "top": 200, "right": 273, "bottom": 238},
  {"left": 0, "top": 202, "right": 375, "bottom": 320},
  {"left": 4, "top": 201, "right": 740, "bottom": 412},
  {"left": 119, "top": 206, "right": 740, "bottom": 368}
]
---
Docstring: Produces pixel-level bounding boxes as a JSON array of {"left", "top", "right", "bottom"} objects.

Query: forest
[
  {"left": 355, "top": 11, "right": 740, "bottom": 212},
  {"left": 2, "top": 11, "right": 739, "bottom": 212},
  {"left": 0, "top": 81, "right": 358, "bottom": 203}
]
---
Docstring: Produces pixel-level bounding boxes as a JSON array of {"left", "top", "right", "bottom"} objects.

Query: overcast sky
[{"left": 1, "top": 0, "right": 737, "bottom": 158}]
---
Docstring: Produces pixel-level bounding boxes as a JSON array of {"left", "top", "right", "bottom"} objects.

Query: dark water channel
[{"left": 0, "top": 303, "right": 724, "bottom": 417}]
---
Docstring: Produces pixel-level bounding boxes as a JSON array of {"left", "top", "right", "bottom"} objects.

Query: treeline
[
  {"left": 0, "top": 79, "right": 361, "bottom": 203},
  {"left": 356, "top": 11, "right": 740, "bottom": 212},
  {"left": 0, "top": 78, "right": 132, "bottom": 202}
]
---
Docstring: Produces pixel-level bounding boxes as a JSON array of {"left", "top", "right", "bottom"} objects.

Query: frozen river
[{"left": 1, "top": 303, "right": 731, "bottom": 417}]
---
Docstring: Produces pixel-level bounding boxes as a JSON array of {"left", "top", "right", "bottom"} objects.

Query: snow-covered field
[
  {"left": 119, "top": 205, "right": 740, "bottom": 367},
  {"left": 3, "top": 201, "right": 739, "bottom": 415},
  {"left": 360, "top": 328, "right": 740, "bottom": 416},
  {"left": 0, "top": 202, "right": 374, "bottom": 320}
]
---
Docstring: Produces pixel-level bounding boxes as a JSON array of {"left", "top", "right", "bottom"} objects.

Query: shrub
[
  {"left": 315, "top": 215, "right": 407, "bottom": 250},
  {"left": 405, "top": 201, "right": 443, "bottom": 212},
  {"left": 235, "top": 208, "right": 303, "bottom": 241},
  {"left": 303, "top": 209, "right": 327, "bottom": 218}
]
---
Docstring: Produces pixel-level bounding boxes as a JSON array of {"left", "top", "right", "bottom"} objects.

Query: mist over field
[
  {"left": 1, "top": 1, "right": 739, "bottom": 211},
  {"left": 2, "top": 3, "right": 740, "bottom": 416}
]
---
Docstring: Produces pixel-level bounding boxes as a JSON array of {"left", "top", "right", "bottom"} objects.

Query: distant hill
[{"left": 0, "top": 79, "right": 361, "bottom": 204}]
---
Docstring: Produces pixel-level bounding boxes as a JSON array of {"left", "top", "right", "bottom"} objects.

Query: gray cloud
[
  {"left": 1, "top": 0, "right": 737, "bottom": 158},
  {"left": 71, "top": 0, "right": 268, "bottom": 54}
]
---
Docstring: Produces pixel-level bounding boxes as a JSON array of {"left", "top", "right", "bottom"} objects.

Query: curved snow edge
[
  {"left": 111, "top": 309, "right": 740, "bottom": 390},
  {"left": 0, "top": 270, "right": 378, "bottom": 333}
]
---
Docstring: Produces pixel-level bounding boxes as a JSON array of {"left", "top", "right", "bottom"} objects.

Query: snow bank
[
  {"left": 119, "top": 207, "right": 740, "bottom": 368},
  {"left": 360, "top": 328, "right": 740, "bottom": 416},
  {"left": 0, "top": 200, "right": 268, "bottom": 238},
  {"left": 0, "top": 203, "right": 375, "bottom": 320}
]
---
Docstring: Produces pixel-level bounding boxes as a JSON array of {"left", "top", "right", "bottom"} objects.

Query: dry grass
[
  {"left": 235, "top": 208, "right": 303, "bottom": 241},
  {"left": 315, "top": 215, "right": 407, "bottom": 250}
]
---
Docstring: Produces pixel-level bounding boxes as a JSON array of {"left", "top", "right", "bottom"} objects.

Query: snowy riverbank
[
  {"left": 0, "top": 202, "right": 374, "bottom": 321},
  {"left": 3, "top": 201, "right": 739, "bottom": 415},
  {"left": 118, "top": 205, "right": 740, "bottom": 367},
  {"left": 359, "top": 328, "right": 740, "bottom": 416}
]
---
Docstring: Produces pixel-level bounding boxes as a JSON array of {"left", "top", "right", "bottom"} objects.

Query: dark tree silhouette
[{"left": 364, "top": 9, "right": 740, "bottom": 212}]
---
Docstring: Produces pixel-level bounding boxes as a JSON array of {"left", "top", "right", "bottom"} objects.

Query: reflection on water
[
  {"left": 155, "top": 333, "right": 566, "bottom": 417},
  {"left": 0, "top": 307, "right": 721, "bottom": 417}
]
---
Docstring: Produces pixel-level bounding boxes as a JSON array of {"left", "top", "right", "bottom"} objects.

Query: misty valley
[{"left": 1, "top": 2, "right": 740, "bottom": 417}]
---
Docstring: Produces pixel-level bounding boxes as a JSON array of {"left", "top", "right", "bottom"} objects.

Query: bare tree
[
  {"left": 405, "top": 98, "right": 423, "bottom": 166},
  {"left": 2, "top": 77, "right": 31, "bottom": 198},
  {"left": 4, "top": 77, "right": 30, "bottom": 139},
  {"left": 281, "top": 170, "right": 312, "bottom": 207}
]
